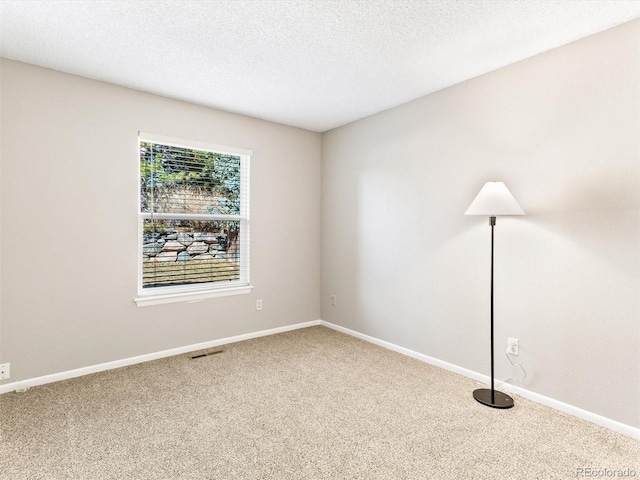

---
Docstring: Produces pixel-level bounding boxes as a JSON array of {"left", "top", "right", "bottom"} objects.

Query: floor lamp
[{"left": 465, "top": 182, "right": 524, "bottom": 409}]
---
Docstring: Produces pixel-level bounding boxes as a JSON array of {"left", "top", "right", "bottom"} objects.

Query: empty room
[{"left": 0, "top": 1, "right": 639, "bottom": 478}]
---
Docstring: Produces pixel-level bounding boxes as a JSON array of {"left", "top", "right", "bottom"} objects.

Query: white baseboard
[
  {"left": 0, "top": 320, "right": 322, "bottom": 395},
  {"left": 320, "top": 320, "right": 640, "bottom": 440},
  {"left": 2, "top": 318, "right": 637, "bottom": 440}
]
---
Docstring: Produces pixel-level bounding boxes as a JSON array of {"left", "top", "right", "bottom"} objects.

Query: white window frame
[{"left": 135, "top": 132, "right": 252, "bottom": 307}]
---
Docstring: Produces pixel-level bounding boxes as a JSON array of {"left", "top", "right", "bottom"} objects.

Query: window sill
[{"left": 135, "top": 284, "right": 253, "bottom": 307}]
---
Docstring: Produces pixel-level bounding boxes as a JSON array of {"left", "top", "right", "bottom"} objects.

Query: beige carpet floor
[{"left": 0, "top": 326, "right": 638, "bottom": 479}]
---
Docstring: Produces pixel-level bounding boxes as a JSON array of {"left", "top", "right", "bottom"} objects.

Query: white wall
[
  {"left": 322, "top": 20, "right": 640, "bottom": 428},
  {"left": 0, "top": 59, "right": 321, "bottom": 382}
]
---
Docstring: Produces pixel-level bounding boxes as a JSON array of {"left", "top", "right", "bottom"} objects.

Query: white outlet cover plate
[{"left": 0, "top": 363, "right": 9, "bottom": 380}]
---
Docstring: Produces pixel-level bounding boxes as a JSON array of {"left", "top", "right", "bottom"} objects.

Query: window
[{"left": 135, "top": 133, "right": 252, "bottom": 307}]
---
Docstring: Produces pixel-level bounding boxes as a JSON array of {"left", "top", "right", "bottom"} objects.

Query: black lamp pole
[{"left": 472, "top": 216, "right": 514, "bottom": 409}]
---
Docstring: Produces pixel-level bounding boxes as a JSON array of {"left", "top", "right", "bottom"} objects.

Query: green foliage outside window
[{"left": 140, "top": 141, "right": 242, "bottom": 233}]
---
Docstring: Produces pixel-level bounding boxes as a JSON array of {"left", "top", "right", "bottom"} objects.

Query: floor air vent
[{"left": 190, "top": 350, "right": 224, "bottom": 359}]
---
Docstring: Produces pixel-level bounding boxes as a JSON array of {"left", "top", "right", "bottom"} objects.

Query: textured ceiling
[{"left": 1, "top": 0, "right": 640, "bottom": 132}]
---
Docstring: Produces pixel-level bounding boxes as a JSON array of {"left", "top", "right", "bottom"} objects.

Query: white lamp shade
[{"left": 465, "top": 182, "right": 525, "bottom": 216}]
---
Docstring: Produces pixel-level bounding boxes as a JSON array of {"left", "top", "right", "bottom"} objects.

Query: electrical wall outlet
[
  {"left": 256, "top": 299, "right": 263, "bottom": 311},
  {"left": 507, "top": 338, "right": 519, "bottom": 356},
  {"left": 331, "top": 294, "right": 337, "bottom": 306},
  {"left": 0, "top": 363, "right": 10, "bottom": 380}
]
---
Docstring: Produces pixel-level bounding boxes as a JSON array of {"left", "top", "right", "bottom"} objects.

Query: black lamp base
[{"left": 473, "top": 388, "right": 514, "bottom": 409}]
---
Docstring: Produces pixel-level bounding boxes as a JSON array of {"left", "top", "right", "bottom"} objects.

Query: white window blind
[{"left": 136, "top": 133, "right": 251, "bottom": 305}]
